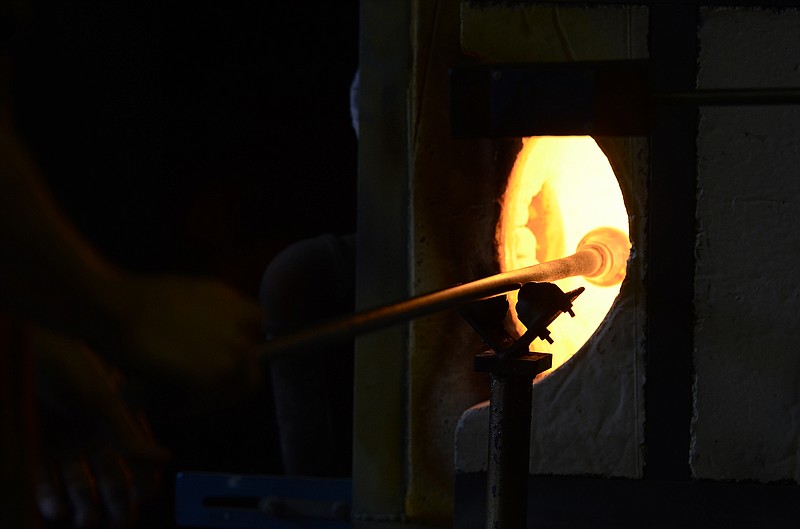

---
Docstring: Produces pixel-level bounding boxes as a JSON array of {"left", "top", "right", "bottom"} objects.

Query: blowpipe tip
[{"left": 576, "top": 227, "right": 631, "bottom": 287}]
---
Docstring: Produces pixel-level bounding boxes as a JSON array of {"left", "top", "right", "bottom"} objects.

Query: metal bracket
[{"left": 460, "top": 281, "right": 584, "bottom": 358}]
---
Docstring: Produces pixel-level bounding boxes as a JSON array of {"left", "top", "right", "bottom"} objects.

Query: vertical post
[
  {"left": 475, "top": 352, "right": 551, "bottom": 529},
  {"left": 645, "top": 4, "right": 698, "bottom": 481},
  {"left": 353, "top": 0, "right": 411, "bottom": 524},
  {"left": 486, "top": 374, "right": 534, "bottom": 529}
]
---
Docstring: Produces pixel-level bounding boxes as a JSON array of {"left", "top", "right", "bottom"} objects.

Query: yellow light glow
[{"left": 498, "top": 136, "right": 629, "bottom": 377}]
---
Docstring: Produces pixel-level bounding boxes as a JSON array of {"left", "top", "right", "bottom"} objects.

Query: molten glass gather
[{"left": 498, "top": 136, "right": 630, "bottom": 376}]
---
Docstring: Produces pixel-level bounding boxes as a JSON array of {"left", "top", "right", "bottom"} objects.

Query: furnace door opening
[{"left": 498, "top": 136, "right": 630, "bottom": 376}]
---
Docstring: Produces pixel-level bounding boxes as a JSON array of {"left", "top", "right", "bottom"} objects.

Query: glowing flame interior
[{"left": 498, "top": 136, "right": 629, "bottom": 377}]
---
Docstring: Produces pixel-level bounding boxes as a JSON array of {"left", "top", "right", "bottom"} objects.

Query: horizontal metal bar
[
  {"left": 653, "top": 88, "right": 800, "bottom": 106},
  {"left": 466, "top": 0, "right": 800, "bottom": 6}
]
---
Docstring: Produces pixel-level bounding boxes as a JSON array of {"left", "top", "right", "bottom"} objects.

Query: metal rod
[
  {"left": 652, "top": 88, "right": 800, "bottom": 106},
  {"left": 257, "top": 248, "right": 604, "bottom": 361}
]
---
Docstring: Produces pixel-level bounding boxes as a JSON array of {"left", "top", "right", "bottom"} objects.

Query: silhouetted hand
[{"left": 34, "top": 329, "right": 169, "bottom": 528}]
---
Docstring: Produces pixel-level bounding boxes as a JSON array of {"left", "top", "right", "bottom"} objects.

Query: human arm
[
  {"left": 0, "top": 50, "right": 128, "bottom": 342},
  {"left": 0, "top": 51, "right": 262, "bottom": 397}
]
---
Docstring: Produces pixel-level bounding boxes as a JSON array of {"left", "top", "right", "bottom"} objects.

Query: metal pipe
[
  {"left": 257, "top": 227, "right": 629, "bottom": 361},
  {"left": 474, "top": 352, "right": 551, "bottom": 529},
  {"left": 486, "top": 371, "right": 534, "bottom": 529},
  {"left": 652, "top": 88, "right": 800, "bottom": 106}
]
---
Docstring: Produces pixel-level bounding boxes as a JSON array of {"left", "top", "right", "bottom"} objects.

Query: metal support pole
[
  {"left": 475, "top": 353, "right": 551, "bottom": 529},
  {"left": 467, "top": 282, "right": 580, "bottom": 529},
  {"left": 488, "top": 374, "right": 532, "bottom": 529}
]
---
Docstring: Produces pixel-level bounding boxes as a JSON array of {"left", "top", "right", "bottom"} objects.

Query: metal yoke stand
[{"left": 462, "top": 282, "right": 584, "bottom": 529}]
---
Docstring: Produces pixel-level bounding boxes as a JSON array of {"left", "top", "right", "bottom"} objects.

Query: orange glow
[{"left": 498, "top": 136, "right": 629, "bottom": 377}]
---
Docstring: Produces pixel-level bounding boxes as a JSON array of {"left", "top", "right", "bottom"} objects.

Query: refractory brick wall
[{"left": 692, "top": 7, "right": 800, "bottom": 482}]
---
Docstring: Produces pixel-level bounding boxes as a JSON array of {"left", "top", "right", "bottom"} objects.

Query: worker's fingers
[
  {"left": 130, "top": 462, "right": 162, "bottom": 506},
  {"left": 34, "top": 461, "right": 69, "bottom": 523},
  {"left": 128, "top": 412, "right": 164, "bottom": 505},
  {"left": 90, "top": 449, "right": 135, "bottom": 529},
  {"left": 103, "top": 398, "right": 170, "bottom": 465},
  {"left": 61, "top": 456, "right": 102, "bottom": 529}
]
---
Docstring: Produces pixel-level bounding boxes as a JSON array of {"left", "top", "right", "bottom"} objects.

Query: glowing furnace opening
[{"left": 498, "top": 136, "right": 630, "bottom": 377}]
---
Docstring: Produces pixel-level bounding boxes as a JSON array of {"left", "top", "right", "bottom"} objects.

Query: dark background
[
  {"left": 9, "top": 1, "right": 359, "bottom": 526},
  {"left": 12, "top": 0, "right": 359, "bottom": 284}
]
